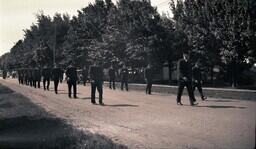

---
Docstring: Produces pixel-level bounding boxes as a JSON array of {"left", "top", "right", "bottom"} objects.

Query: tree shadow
[
  {"left": 104, "top": 104, "right": 139, "bottom": 107},
  {"left": 197, "top": 105, "right": 246, "bottom": 109}
]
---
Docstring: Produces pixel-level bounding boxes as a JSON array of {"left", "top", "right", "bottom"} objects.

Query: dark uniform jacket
[
  {"left": 66, "top": 66, "right": 78, "bottom": 82},
  {"left": 89, "top": 65, "right": 103, "bottom": 83},
  {"left": 120, "top": 68, "right": 128, "bottom": 80},
  {"left": 144, "top": 67, "right": 153, "bottom": 81},
  {"left": 52, "top": 67, "right": 62, "bottom": 80},
  {"left": 177, "top": 59, "right": 192, "bottom": 81},
  {"left": 32, "top": 68, "right": 41, "bottom": 81},
  {"left": 42, "top": 68, "right": 51, "bottom": 79},
  {"left": 28, "top": 69, "right": 33, "bottom": 80},
  {"left": 108, "top": 68, "right": 116, "bottom": 80}
]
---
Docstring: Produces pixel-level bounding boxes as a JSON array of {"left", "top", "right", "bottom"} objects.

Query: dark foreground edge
[{"left": 0, "top": 83, "right": 127, "bottom": 149}]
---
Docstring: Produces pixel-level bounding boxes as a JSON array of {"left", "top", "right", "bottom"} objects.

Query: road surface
[{"left": 0, "top": 79, "right": 255, "bottom": 149}]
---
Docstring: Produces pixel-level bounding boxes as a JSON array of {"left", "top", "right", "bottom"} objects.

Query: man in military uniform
[
  {"left": 52, "top": 64, "right": 62, "bottom": 94},
  {"left": 32, "top": 68, "right": 37, "bottom": 88},
  {"left": 66, "top": 62, "right": 78, "bottom": 98},
  {"left": 2, "top": 69, "right": 7, "bottom": 79},
  {"left": 18, "top": 69, "right": 22, "bottom": 84},
  {"left": 42, "top": 66, "right": 51, "bottom": 90},
  {"left": 82, "top": 66, "right": 88, "bottom": 86},
  {"left": 35, "top": 67, "right": 41, "bottom": 88},
  {"left": 120, "top": 64, "right": 128, "bottom": 91},
  {"left": 24, "top": 68, "right": 28, "bottom": 85},
  {"left": 89, "top": 62, "right": 104, "bottom": 105},
  {"left": 176, "top": 52, "right": 198, "bottom": 106},
  {"left": 192, "top": 61, "right": 207, "bottom": 100},
  {"left": 59, "top": 68, "right": 64, "bottom": 83},
  {"left": 19, "top": 68, "right": 24, "bottom": 85},
  {"left": 28, "top": 68, "right": 33, "bottom": 87},
  {"left": 144, "top": 64, "right": 153, "bottom": 94},
  {"left": 108, "top": 64, "right": 116, "bottom": 89}
]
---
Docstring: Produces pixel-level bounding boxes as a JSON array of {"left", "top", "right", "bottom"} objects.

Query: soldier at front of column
[
  {"left": 52, "top": 64, "right": 62, "bottom": 94},
  {"left": 108, "top": 64, "right": 116, "bottom": 90},
  {"left": 176, "top": 52, "right": 198, "bottom": 106},
  {"left": 42, "top": 65, "right": 51, "bottom": 91},
  {"left": 120, "top": 64, "right": 128, "bottom": 91},
  {"left": 144, "top": 64, "right": 153, "bottom": 95},
  {"left": 192, "top": 61, "right": 207, "bottom": 100},
  {"left": 89, "top": 62, "right": 104, "bottom": 105},
  {"left": 66, "top": 62, "right": 78, "bottom": 98}
]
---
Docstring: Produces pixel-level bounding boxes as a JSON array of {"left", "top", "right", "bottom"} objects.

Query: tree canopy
[{"left": 0, "top": 0, "right": 255, "bottom": 86}]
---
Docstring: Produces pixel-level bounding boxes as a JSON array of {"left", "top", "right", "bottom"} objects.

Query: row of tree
[{"left": 0, "top": 0, "right": 255, "bottom": 86}]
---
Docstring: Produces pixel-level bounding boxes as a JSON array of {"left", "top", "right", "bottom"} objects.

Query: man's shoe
[
  {"left": 202, "top": 96, "right": 207, "bottom": 101},
  {"left": 191, "top": 102, "right": 199, "bottom": 106},
  {"left": 99, "top": 102, "right": 105, "bottom": 106},
  {"left": 177, "top": 102, "right": 183, "bottom": 105}
]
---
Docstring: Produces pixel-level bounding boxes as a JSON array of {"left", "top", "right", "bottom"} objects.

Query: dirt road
[{"left": 1, "top": 79, "right": 255, "bottom": 149}]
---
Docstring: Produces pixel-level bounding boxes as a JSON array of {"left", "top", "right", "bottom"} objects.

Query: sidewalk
[{"left": 103, "top": 82, "right": 256, "bottom": 101}]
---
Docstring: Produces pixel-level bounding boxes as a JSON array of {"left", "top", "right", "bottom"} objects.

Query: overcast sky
[{"left": 0, "top": 0, "right": 171, "bottom": 56}]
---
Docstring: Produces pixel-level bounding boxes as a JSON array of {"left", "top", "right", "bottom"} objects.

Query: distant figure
[
  {"left": 108, "top": 65, "right": 116, "bottom": 89},
  {"left": 52, "top": 64, "right": 62, "bottom": 94},
  {"left": 66, "top": 63, "right": 78, "bottom": 98},
  {"left": 89, "top": 62, "right": 104, "bottom": 105},
  {"left": 24, "top": 69, "right": 29, "bottom": 85},
  {"left": 32, "top": 67, "right": 41, "bottom": 88},
  {"left": 19, "top": 69, "right": 25, "bottom": 85},
  {"left": 28, "top": 68, "right": 33, "bottom": 87},
  {"left": 144, "top": 64, "right": 153, "bottom": 94},
  {"left": 120, "top": 64, "right": 128, "bottom": 91},
  {"left": 176, "top": 53, "right": 198, "bottom": 106},
  {"left": 42, "top": 66, "right": 51, "bottom": 90},
  {"left": 3, "top": 69, "right": 7, "bottom": 79},
  {"left": 192, "top": 61, "right": 207, "bottom": 100},
  {"left": 59, "top": 68, "right": 64, "bottom": 83},
  {"left": 82, "top": 66, "right": 88, "bottom": 86},
  {"left": 18, "top": 69, "right": 22, "bottom": 84},
  {"left": 35, "top": 67, "right": 41, "bottom": 88}
]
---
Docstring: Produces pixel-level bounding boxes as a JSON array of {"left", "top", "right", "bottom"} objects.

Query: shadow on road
[
  {"left": 58, "top": 92, "right": 80, "bottom": 95},
  {"left": 197, "top": 105, "right": 246, "bottom": 109},
  {"left": 104, "top": 104, "right": 139, "bottom": 107},
  {"left": 209, "top": 99, "right": 239, "bottom": 102},
  {"left": 81, "top": 97, "right": 91, "bottom": 100}
]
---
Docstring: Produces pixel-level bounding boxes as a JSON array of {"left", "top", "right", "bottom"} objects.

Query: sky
[{"left": 0, "top": 0, "right": 171, "bottom": 56}]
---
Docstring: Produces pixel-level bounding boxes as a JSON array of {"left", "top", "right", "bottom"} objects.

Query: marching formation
[{"left": 14, "top": 52, "right": 206, "bottom": 106}]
